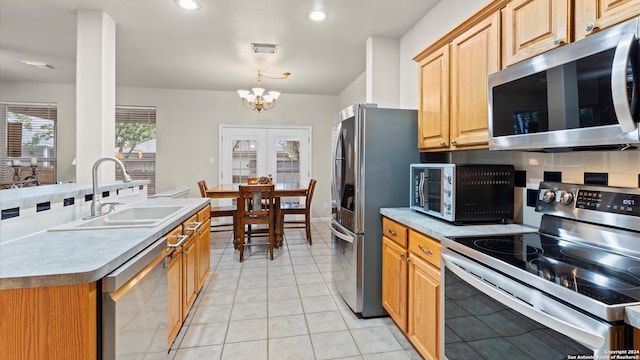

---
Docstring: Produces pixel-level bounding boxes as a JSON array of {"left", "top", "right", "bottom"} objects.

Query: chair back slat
[
  {"left": 197, "top": 180, "right": 208, "bottom": 198},
  {"left": 238, "top": 184, "right": 274, "bottom": 223}
]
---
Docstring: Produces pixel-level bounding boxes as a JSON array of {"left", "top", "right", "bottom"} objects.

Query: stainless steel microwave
[
  {"left": 488, "top": 17, "right": 639, "bottom": 151},
  {"left": 409, "top": 164, "right": 514, "bottom": 224}
]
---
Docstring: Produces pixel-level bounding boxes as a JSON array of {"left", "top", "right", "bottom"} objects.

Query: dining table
[{"left": 205, "top": 182, "right": 308, "bottom": 247}]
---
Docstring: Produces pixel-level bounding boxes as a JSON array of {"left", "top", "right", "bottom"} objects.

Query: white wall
[
  {"left": 337, "top": 72, "right": 366, "bottom": 115},
  {"left": 1, "top": 81, "right": 337, "bottom": 219}
]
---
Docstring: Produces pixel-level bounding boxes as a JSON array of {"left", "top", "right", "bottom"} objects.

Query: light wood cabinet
[
  {"left": 414, "top": 7, "right": 501, "bottom": 152},
  {"left": 197, "top": 218, "right": 211, "bottom": 290},
  {"left": 166, "top": 225, "right": 184, "bottom": 348},
  {"left": 408, "top": 249, "right": 441, "bottom": 360},
  {"left": 417, "top": 45, "right": 450, "bottom": 150},
  {"left": 575, "top": 0, "right": 640, "bottom": 40},
  {"left": 182, "top": 230, "right": 198, "bottom": 320},
  {"left": 382, "top": 237, "right": 408, "bottom": 332},
  {"left": 0, "top": 282, "right": 97, "bottom": 360},
  {"left": 502, "top": 0, "right": 570, "bottom": 67},
  {"left": 450, "top": 12, "right": 500, "bottom": 149},
  {"left": 381, "top": 217, "right": 442, "bottom": 360},
  {"left": 407, "top": 229, "right": 441, "bottom": 360}
]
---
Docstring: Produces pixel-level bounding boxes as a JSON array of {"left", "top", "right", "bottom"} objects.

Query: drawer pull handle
[
  {"left": 388, "top": 229, "right": 398, "bottom": 236},
  {"left": 418, "top": 244, "right": 433, "bottom": 255}
]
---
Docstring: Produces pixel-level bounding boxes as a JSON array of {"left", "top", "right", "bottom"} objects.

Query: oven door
[{"left": 442, "top": 248, "right": 623, "bottom": 360}]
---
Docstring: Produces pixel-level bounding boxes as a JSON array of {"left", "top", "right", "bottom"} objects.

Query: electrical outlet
[
  {"left": 209, "top": 157, "right": 214, "bottom": 164},
  {"left": 324, "top": 202, "right": 328, "bottom": 208}
]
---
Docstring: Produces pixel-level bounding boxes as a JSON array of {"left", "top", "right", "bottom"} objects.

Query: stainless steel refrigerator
[{"left": 331, "top": 103, "right": 419, "bottom": 317}]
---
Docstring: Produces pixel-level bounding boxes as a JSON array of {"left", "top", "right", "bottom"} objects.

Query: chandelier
[{"left": 237, "top": 70, "right": 290, "bottom": 112}]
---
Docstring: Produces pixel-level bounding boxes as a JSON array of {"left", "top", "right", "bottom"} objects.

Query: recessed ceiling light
[
  {"left": 309, "top": 11, "right": 327, "bottom": 22},
  {"left": 21, "top": 60, "right": 55, "bottom": 69},
  {"left": 175, "top": 0, "right": 200, "bottom": 10}
]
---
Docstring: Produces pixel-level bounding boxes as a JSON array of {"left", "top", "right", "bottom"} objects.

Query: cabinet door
[
  {"left": 408, "top": 254, "right": 440, "bottom": 360},
  {"left": 197, "top": 218, "right": 211, "bottom": 291},
  {"left": 182, "top": 235, "right": 198, "bottom": 320},
  {"left": 503, "top": 0, "right": 570, "bottom": 67},
  {"left": 575, "top": 0, "right": 640, "bottom": 40},
  {"left": 382, "top": 236, "right": 408, "bottom": 332},
  {"left": 450, "top": 12, "right": 500, "bottom": 149},
  {"left": 417, "top": 45, "right": 450, "bottom": 151},
  {"left": 167, "top": 249, "right": 183, "bottom": 348}
]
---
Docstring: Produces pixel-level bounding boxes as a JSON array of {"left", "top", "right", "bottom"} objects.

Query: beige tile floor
[{"left": 168, "top": 221, "right": 423, "bottom": 360}]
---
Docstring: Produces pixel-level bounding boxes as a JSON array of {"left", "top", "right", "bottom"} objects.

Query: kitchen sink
[{"left": 49, "top": 206, "right": 186, "bottom": 231}]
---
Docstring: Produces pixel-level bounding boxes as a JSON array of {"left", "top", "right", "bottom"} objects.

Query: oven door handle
[{"left": 443, "top": 253, "right": 606, "bottom": 350}]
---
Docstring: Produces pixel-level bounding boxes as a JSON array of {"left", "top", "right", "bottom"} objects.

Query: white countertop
[
  {"left": 380, "top": 208, "right": 537, "bottom": 240},
  {"left": 0, "top": 197, "right": 209, "bottom": 290}
]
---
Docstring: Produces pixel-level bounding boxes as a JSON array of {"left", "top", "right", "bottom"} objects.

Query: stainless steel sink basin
[{"left": 49, "top": 205, "right": 186, "bottom": 231}]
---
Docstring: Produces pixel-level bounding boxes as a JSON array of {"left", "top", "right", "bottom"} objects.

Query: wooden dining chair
[
  {"left": 235, "top": 184, "right": 276, "bottom": 262},
  {"left": 281, "top": 179, "right": 316, "bottom": 245},
  {"left": 197, "top": 180, "right": 236, "bottom": 234}
]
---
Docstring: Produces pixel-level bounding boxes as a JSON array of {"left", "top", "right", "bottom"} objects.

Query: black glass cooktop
[{"left": 449, "top": 233, "right": 640, "bottom": 305}]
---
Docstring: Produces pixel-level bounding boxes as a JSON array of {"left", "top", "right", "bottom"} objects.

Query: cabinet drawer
[
  {"left": 409, "top": 230, "right": 441, "bottom": 269},
  {"left": 382, "top": 217, "right": 408, "bottom": 247},
  {"left": 165, "top": 225, "right": 184, "bottom": 247},
  {"left": 197, "top": 205, "right": 210, "bottom": 222}
]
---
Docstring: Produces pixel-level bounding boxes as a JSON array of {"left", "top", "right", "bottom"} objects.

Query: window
[
  {"left": 115, "top": 106, "right": 156, "bottom": 195},
  {"left": 1, "top": 103, "right": 57, "bottom": 186}
]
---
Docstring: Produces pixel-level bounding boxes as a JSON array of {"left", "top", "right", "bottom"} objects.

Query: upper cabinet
[
  {"left": 450, "top": 13, "right": 500, "bottom": 148},
  {"left": 417, "top": 46, "right": 450, "bottom": 150},
  {"left": 502, "top": 0, "right": 570, "bottom": 67},
  {"left": 575, "top": 0, "right": 640, "bottom": 40},
  {"left": 414, "top": 5, "right": 503, "bottom": 152}
]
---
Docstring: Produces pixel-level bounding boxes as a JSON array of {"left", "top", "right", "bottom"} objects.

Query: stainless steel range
[{"left": 442, "top": 182, "right": 640, "bottom": 359}]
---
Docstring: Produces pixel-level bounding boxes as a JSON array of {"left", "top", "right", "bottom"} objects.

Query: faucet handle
[{"left": 102, "top": 201, "right": 120, "bottom": 213}]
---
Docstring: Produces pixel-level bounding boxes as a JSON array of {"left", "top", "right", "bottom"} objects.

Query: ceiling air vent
[{"left": 251, "top": 43, "right": 277, "bottom": 54}]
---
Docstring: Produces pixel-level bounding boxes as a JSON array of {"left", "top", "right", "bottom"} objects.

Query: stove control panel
[
  {"left": 576, "top": 189, "right": 639, "bottom": 216},
  {"left": 537, "top": 182, "right": 640, "bottom": 228}
]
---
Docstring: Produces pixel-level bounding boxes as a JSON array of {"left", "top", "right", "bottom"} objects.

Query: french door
[{"left": 219, "top": 125, "right": 311, "bottom": 206}]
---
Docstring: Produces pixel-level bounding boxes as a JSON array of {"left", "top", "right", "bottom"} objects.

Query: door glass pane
[
  {"left": 231, "top": 140, "right": 257, "bottom": 185},
  {"left": 277, "top": 139, "right": 300, "bottom": 205}
]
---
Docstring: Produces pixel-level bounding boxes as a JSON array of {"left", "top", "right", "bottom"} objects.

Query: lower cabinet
[
  {"left": 381, "top": 217, "right": 441, "bottom": 360},
  {"left": 182, "top": 230, "right": 199, "bottom": 320},
  {"left": 382, "top": 236, "right": 408, "bottom": 332},
  {"left": 166, "top": 225, "right": 184, "bottom": 348},
  {"left": 197, "top": 217, "right": 211, "bottom": 290}
]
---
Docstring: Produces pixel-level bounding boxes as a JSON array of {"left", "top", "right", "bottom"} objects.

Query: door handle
[{"left": 612, "top": 32, "right": 639, "bottom": 133}]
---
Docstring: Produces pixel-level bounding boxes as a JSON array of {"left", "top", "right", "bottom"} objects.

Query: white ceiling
[{"left": 0, "top": 0, "right": 440, "bottom": 96}]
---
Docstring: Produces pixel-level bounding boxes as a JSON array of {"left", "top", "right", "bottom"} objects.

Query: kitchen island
[{"left": 0, "top": 188, "right": 210, "bottom": 360}]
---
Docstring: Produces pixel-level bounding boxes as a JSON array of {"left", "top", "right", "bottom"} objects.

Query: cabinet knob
[
  {"left": 440, "top": 140, "right": 446, "bottom": 146},
  {"left": 407, "top": 258, "right": 411, "bottom": 263},
  {"left": 451, "top": 139, "right": 457, "bottom": 145},
  {"left": 553, "top": 38, "right": 565, "bottom": 46},
  {"left": 585, "top": 22, "right": 595, "bottom": 32},
  {"left": 400, "top": 253, "right": 404, "bottom": 259}
]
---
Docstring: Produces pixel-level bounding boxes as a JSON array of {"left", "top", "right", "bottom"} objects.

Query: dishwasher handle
[{"left": 102, "top": 237, "right": 167, "bottom": 293}]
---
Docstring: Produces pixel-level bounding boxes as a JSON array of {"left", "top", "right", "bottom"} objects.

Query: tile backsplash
[{"left": 452, "top": 149, "right": 640, "bottom": 227}]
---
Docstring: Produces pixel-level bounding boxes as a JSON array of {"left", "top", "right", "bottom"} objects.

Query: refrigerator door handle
[
  {"left": 332, "top": 122, "right": 343, "bottom": 213},
  {"left": 330, "top": 221, "right": 354, "bottom": 243}
]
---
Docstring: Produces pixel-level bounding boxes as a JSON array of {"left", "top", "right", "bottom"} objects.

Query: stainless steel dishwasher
[{"left": 102, "top": 237, "right": 168, "bottom": 359}]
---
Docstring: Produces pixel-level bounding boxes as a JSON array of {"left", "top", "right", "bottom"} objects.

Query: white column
[
  {"left": 365, "top": 36, "right": 400, "bottom": 108},
  {"left": 75, "top": 11, "right": 116, "bottom": 182}
]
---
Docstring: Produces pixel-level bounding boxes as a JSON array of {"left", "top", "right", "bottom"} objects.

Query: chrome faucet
[{"left": 87, "top": 157, "right": 133, "bottom": 219}]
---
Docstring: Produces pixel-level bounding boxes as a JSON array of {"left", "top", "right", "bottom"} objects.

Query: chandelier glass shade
[{"left": 237, "top": 71, "right": 289, "bottom": 112}]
